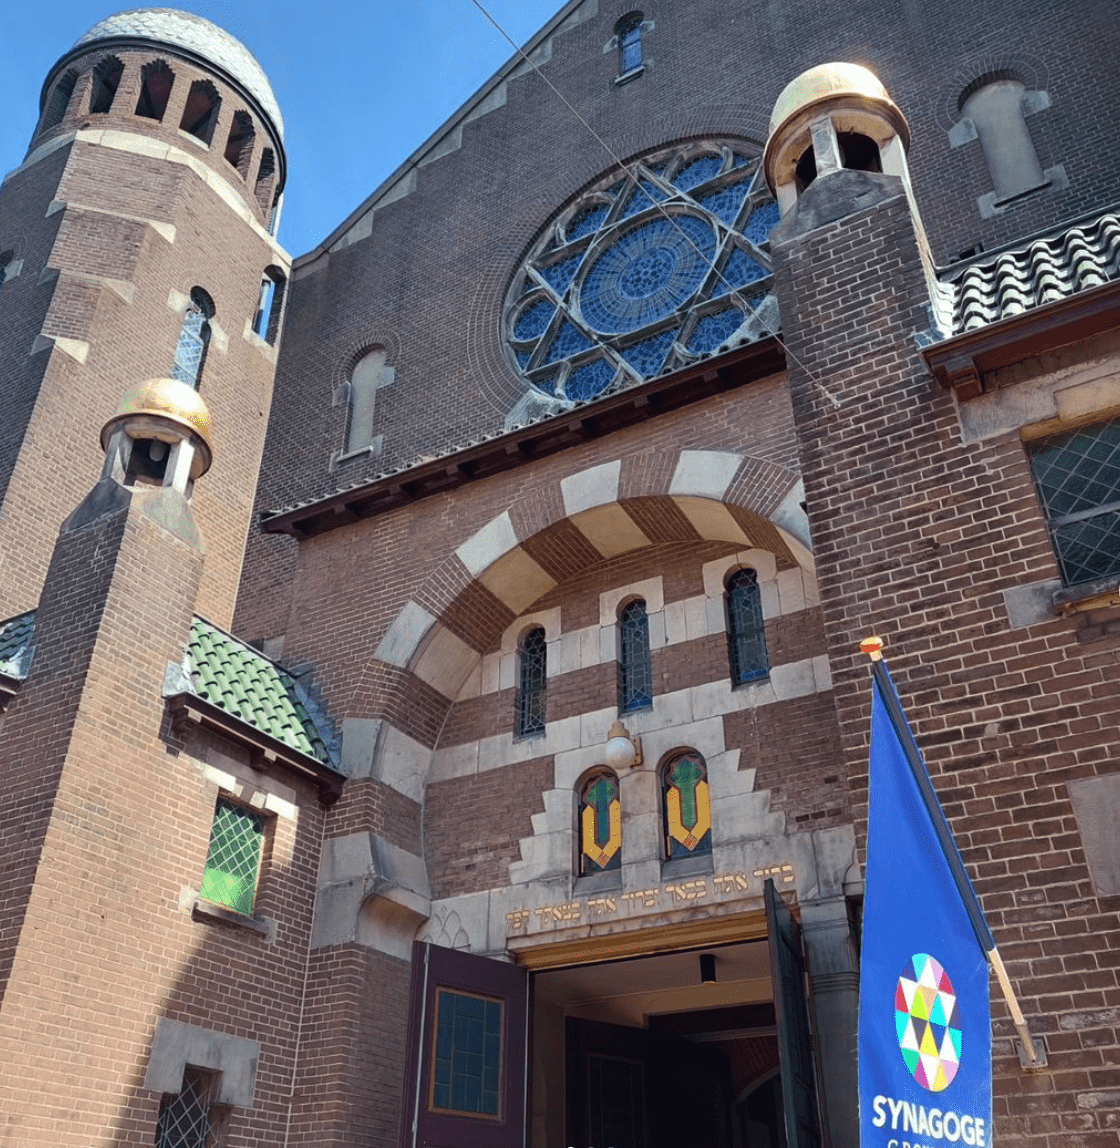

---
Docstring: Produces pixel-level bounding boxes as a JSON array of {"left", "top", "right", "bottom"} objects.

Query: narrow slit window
[
  {"left": 618, "top": 598, "right": 653, "bottom": 712},
  {"left": 253, "top": 267, "right": 286, "bottom": 345},
  {"left": 135, "top": 60, "right": 174, "bottom": 121},
  {"left": 253, "top": 147, "right": 276, "bottom": 216},
  {"left": 171, "top": 287, "right": 215, "bottom": 390},
  {"left": 726, "top": 568, "right": 769, "bottom": 684},
  {"left": 515, "top": 626, "right": 547, "bottom": 736},
  {"left": 180, "top": 80, "right": 221, "bottom": 145},
  {"left": 224, "top": 110, "right": 255, "bottom": 177},
  {"left": 617, "top": 14, "right": 644, "bottom": 74},
  {"left": 662, "top": 751, "right": 713, "bottom": 859},
  {"left": 89, "top": 56, "right": 124, "bottom": 114}
]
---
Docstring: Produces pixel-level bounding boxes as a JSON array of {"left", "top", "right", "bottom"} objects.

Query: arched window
[
  {"left": 41, "top": 69, "right": 78, "bottom": 132},
  {"left": 726, "top": 568, "right": 769, "bottom": 684},
  {"left": 0, "top": 251, "right": 12, "bottom": 297},
  {"left": 578, "top": 769, "right": 622, "bottom": 875},
  {"left": 618, "top": 598, "right": 653, "bottom": 712},
  {"left": 224, "top": 110, "right": 255, "bottom": 177},
  {"left": 253, "top": 266, "right": 286, "bottom": 345},
  {"left": 515, "top": 626, "right": 547, "bottom": 737},
  {"left": 254, "top": 147, "right": 276, "bottom": 216},
  {"left": 346, "top": 346, "right": 394, "bottom": 453},
  {"left": 179, "top": 80, "right": 221, "bottom": 145},
  {"left": 171, "top": 287, "right": 215, "bottom": 389},
  {"left": 662, "top": 751, "right": 712, "bottom": 859},
  {"left": 958, "top": 76, "right": 1048, "bottom": 205},
  {"left": 135, "top": 60, "right": 174, "bottom": 121},
  {"left": 89, "top": 56, "right": 124, "bottom": 114},
  {"left": 616, "top": 13, "right": 644, "bottom": 75}
]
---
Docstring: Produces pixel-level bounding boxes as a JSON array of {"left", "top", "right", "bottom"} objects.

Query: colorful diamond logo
[{"left": 895, "top": 954, "right": 961, "bottom": 1092}]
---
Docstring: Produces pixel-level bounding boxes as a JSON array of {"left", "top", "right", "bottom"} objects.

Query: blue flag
[{"left": 859, "top": 664, "right": 993, "bottom": 1148}]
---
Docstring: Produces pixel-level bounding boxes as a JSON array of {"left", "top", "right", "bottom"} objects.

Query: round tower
[{"left": 0, "top": 9, "right": 290, "bottom": 626}]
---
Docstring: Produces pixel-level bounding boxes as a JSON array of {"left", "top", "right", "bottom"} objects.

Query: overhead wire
[{"left": 467, "top": 0, "right": 844, "bottom": 409}]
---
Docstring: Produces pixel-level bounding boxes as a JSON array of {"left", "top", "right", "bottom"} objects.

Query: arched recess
[{"left": 334, "top": 448, "right": 813, "bottom": 868}]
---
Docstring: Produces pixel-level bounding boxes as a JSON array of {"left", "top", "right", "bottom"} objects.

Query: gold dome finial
[
  {"left": 763, "top": 62, "right": 910, "bottom": 197},
  {"left": 767, "top": 63, "right": 903, "bottom": 138},
  {"left": 101, "top": 377, "right": 214, "bottom": 479}
]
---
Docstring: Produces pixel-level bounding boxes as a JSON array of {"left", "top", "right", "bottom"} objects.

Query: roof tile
[{"left": 947, "top": 212, "right": 1120, "bottom": 334}]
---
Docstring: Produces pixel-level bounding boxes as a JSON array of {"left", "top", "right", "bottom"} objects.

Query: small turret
[
  {"left": 100, "top": 376, "right": 214, "bottom": 494},
  {"left": 763, "top": 62, "right": 911, "bottom": 215}
]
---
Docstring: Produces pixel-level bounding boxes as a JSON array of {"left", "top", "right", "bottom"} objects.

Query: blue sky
[{"left": 0, "top": 1, "right": 566, "bottom": 255}]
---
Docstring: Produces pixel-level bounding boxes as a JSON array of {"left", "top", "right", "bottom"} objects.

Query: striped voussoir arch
[{"left": 349, "top": 448, "right": 808, "bottom": 748}]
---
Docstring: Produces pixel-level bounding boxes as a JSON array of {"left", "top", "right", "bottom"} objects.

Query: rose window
[{"left": 505, "top": 142, "right": 781, "bottom": 404}]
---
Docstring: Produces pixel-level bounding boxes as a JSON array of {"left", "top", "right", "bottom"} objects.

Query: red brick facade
[{"left": 2, "top": 3, "right": 1119, "bottom": 1147}]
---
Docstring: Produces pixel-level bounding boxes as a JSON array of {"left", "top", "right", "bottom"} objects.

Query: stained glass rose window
[{"left": 505, "top": 142, "right": 780, "bottom": 404}]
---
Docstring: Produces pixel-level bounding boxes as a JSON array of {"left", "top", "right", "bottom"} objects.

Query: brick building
[{"left": 1, "top": 3, "right": 1119, "bottom": 1147}]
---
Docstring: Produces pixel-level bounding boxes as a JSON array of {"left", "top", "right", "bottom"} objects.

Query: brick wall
[
  {"left": 0, "top": 42, "right": 286, "bottom": 627},
  {"left": 773, "top": 171, "right": 1120, "bottom": 1144}
]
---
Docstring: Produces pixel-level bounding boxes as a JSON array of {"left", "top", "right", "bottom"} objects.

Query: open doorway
[{"left": 533, "top": 941, "right": 785, "bottom": 1148}]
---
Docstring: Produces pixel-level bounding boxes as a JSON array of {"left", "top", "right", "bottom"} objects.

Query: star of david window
[{"left": 505, "top": 141, "right": 780, "bottom": 404}]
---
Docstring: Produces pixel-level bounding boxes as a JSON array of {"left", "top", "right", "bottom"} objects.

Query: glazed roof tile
[
  {"left": 182, "top": 619, "right": 340, "bottom": 769},
  {"left": 947, "top": 212, "right": 1120, "bottom": 334},
  {"left": 0, "top": 610, "right": 35, "bottom": 678},
  {"left": 0, "top": 609, "right": 338, "bottom": 768}
]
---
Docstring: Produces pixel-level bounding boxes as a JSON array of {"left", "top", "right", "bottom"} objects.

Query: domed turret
[
  {"left": 100, "top": 377, "right": 214, "bottom": 489},
  {"left": 763, "top": 62, "right": 911, "bottom": 214}
]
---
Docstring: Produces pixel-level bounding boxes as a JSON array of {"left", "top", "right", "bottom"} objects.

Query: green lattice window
[
  {"left": 200, "top": 799, "right": 264, "bottom": 915},
  {"left": 1028, "top": 417, "right": 1120, "bottom": 586},
  {"left": 430, "top": 989, "right": 503, "bottom": 1118}
]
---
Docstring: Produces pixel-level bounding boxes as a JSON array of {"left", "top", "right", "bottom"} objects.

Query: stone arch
[{"left": 349, "top": 446, "right": 809, "bottom": 751}]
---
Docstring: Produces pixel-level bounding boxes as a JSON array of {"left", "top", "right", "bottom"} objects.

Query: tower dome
[{"left": 70, "top": 7, "right": 282, "bottom": 138}]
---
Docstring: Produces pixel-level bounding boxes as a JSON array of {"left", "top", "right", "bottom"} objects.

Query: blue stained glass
[
  {"left": 714, "top": 247, "right": 767, "bottom": 295},
  {"left": 565, "top": 359, "right": 615, "bottom": 401},
  {"left": 733, "top": 153, "right": 755, "bottom": 169},
  {"left": 539, "top": 253, "right": 583, "bottom": 296},
  {"left": 620, "top": 328, "right": 677, "bottom": 378},
  {"left": 580, "top": 215, "right": 716, "bottom": 334},
  {"left": 534, "top": 373, "right": 558, "bottom": 396},
  {"left": 544, "top": 320, "right": 592, "bottom": 364},
  {"left": 697, "top": 178, "right": 751, "bottom": 225},
  {"left": 516, "top": 350, "right": 532, "bottom": 369},
  {"left": 514, "top": 298, "right": 555, "bottom": 340},
  {"left": 674, "top": 155, "right": 723, "bottom": 191},
  {"left": 566, "top": 203, "right": 610, "bottom": 241},
  {"left": 620, "top": 179, "right": 667, "bottom": 220},
  {"left": 743, "top": 200, "right": 781, "bottom": 245},
  {"left": 688, "top": 308, "right": 744, "bottom": 355}
]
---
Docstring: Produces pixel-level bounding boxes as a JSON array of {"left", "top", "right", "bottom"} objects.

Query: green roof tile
[
  {"left": 184, "top": 618, "right": 339, "bottom": 770},
  {"left": 0, "top": 610, "right": 36, "bottom": 678}
]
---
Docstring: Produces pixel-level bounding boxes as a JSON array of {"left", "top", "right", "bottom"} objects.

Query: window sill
[
  {"left": 662, "top": 852, "right": 714, "bottom": 881},
  {"left": 1053, "top": 575, "right": 1120, "bottom": 616},
  {"left": 575, "top": 869, "right": 622, "bottom": 894},
  {"left": 192, "top": 897, "right": 275, "bottom": 938},
  {"left": 613, "top": 65, "right": 645, "bottom": 87}
]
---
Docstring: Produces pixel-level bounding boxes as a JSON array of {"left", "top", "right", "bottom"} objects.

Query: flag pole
[{"left": 859, "top": 635, "right": 1047, "bottom": 1069}]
